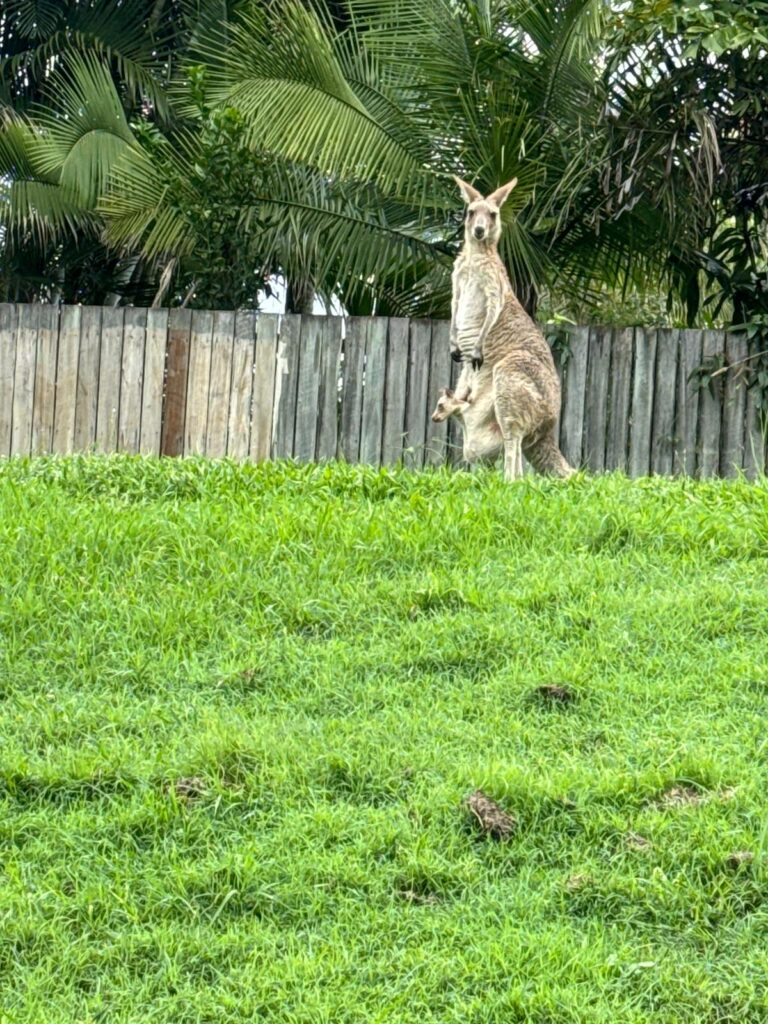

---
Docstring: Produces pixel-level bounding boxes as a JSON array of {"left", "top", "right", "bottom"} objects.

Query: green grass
[{"left": 1, "top": 456, "right": 768, "bottom": 1023}]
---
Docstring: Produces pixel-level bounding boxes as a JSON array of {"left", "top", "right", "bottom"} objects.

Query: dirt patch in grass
[
  {"left": 534, "top": 684, "right": 578, "bottom": 705},
  {"left": 465, "top": 789, "right": 517, "bottom": 841},
  {"left": 625, "top": 832, "right": 652, "bottom": 851},
  {"left": 655, "top": 785, "right": 737, "bottom": 809},
  {"left": 171, "top": 776, "right": 207, "bottom": 802},
  {"left": 725, "top": 850, "right": 754, "bottom": 869}
]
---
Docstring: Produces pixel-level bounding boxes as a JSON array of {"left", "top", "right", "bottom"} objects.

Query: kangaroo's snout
[{"left": 473, "top": 225, "right": 485, "bottom": 239}]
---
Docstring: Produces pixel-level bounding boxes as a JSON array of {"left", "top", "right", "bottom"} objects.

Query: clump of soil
[
  {"left": 565, "top": 873, "right": 593, "bottom": 892},
  {"left": 172, "top": 776, "right": 207, "bottom": 802},
  {"left": 659, "top": 785, "right": 704, "bottom": 807},
  {"left": 655, "top": 784, "right": 737, "bottom": 809},
  {"left": 399, "top": 888, "right": 440, "bottom": 906},
  {"left": 465, "top": 789, "right": 517, "bottom": 841},
  {"left": 217, "top": 666, "right": 257, "bottom": 689},
  {"left": 535, "top": 684, "right": 577, "bottom": 704},
  {"left": 725, "top": 850, "right": 754, "bottom": 869},
  {"left": 625, "top": 832, "right": 652, "bottom": 851}
]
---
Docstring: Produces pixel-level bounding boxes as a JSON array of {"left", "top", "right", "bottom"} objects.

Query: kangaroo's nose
[{"left": 473, "top": 226, "right": 485, "bottom": 239}]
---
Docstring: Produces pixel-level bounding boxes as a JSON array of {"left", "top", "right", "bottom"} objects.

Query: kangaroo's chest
[{"left": 454, "top": 265, "right": 488, "bottom": 339}]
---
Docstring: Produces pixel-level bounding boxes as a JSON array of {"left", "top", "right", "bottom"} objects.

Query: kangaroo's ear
[
  {"left": 486, "top": 178, "right": 518, "bottom": 208},
  {"left": 452, "top": 175, "right": 483, "bottom": 205},
  {"left": 441, "top": 387, "right": 454, "bottom": 398}
]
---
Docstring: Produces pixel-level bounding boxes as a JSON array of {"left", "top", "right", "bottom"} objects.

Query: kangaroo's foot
[{"left": 503, "top": 435, "right": 523, "bottom": 481}]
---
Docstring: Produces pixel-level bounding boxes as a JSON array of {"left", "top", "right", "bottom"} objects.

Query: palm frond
[
  {"left": 99, "top": 115, "right": 453, "bottom": 314},
  {"left": 32, "top": 54, "right": 138, "bottom": 206},
  {"left": 201, "top": 0, "right": 433, "bottom": 195},
  {"left": 2, "top": 180, "right": 95, "bottom": 244},
  {"left": 99, "top": 143, "right": 191, "bottom": 258},
  {"left": 3, "top": 0, "right": 63, "bottom": 39},
  {"left": 1, "top": 0, "right": 173, "bottom": 116},
  {"left": 0, "top": 114, "right": 52, "bottom": 182}
]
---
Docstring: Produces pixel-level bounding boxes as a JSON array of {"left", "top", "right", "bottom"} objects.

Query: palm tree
[
  {"left": 0, "top": 0, "right": 242, "bottom": 303},
  {"left": 591, "top": 0, "right": 768, "bottom": 416},
  {"left": 193, "top": 0, "right": 635, "bottom": 315},
  {"left": 0, "top": 51, "right": 142, "bottom": 303},
  {"left": 3, "top": 0, "right": 734, "bottom": 320},
  {"left": 0, "top": 0, "right": 230, "bottom": 116},
  {"left": 5, "top": 0, "right": 626, "bottom": 312}
]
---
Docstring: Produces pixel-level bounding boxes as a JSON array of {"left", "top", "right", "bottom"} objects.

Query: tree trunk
[
  {"left": 517, "top": 280, "right": 538, "bottom": 318},
  {"left": 285, "top": 278, "right": 315, "bottom": 315}
]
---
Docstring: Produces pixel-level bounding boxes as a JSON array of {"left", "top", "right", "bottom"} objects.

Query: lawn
[{"left": 1, "top": 456, "right": 768, "bottom": 1023}]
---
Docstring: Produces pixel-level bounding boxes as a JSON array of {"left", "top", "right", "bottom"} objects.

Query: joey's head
[
  {"left": 431, "top": 387, "right": 470, "bottom": 422},
  {"left": 453, "top": 175, "right": 518, "bottom": 247}
]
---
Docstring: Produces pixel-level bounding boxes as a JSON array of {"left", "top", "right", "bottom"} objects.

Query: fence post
[{"left": 161, "top": 307, "right": 192, "bottom": 457}]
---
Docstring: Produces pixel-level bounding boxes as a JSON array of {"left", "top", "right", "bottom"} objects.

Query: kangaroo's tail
[{"left": 523, "top": 428, "right": 574, "bottom": 478}]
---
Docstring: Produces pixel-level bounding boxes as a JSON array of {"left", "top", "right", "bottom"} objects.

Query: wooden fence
[{"left": 0, "top": 304, "right": 766, "bottom": 477}]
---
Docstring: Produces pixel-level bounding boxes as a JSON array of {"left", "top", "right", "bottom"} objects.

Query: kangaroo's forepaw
[
  {"left": 450, "top": 347, "right": 463, "bottom": 363},
  {"left": 471, "top": 352, "right": 484, "bottom": 371}
]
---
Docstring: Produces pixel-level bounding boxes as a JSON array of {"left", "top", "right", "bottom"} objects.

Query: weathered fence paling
[{"left": 0, "top": 304, "right": 766, "bottom": 477}]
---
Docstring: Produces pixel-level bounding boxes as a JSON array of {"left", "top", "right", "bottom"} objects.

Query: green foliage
[
  {"left": 2, "top": 0, "right": 767, "bottom": 324},
  {"left": 618, "top": 1, "right": 768, "bottom": 56},
  {"left": 173, "top": 100, "right": 272, "bottom": 309},
  {"left": 0, "top": 0, "right": 249, "bottom": 304},
  {"left": 539, "top": 287, "right": 688, "bottom": 330},
  {"left": 1, "top": 457, "right": 768, "bottom": 1021},
  {"left": 201, "top": 0, "right": 617, "bottom": 313},
  {"left": 594, "top": 0, "right": 768, "bottom": 412},
  {"left": 0, "top": 0, "right": 231, "bottom": 115},
  {"left": 594, "top": 2, "right": 768, "bottom": 302},
  {"left": 107, "top": 66, "right": 275, "bottom": 309}
]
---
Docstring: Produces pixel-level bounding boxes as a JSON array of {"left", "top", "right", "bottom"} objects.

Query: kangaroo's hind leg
[
  {"left": 493, "top": 375, "right": 528, "bottom": 483},
  {"left": 500, "top": 432, "right": 523, "bottom": 481}
]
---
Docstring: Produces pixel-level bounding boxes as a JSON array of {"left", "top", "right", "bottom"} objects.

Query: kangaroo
[
  {"left": 447, "top": 175, "right": 573, "bottom": 481},
  {"left": 430, "top": 384, "right": 505, "bottom": 468}
]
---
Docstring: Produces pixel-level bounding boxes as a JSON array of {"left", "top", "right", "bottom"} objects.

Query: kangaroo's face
[
  {"left": 431, "top": 387, "right": 467, "bottom": 422},
  {"left": 453, "top": 175, "right": 518, "bottom": 246},
  {"left": 465, "top": 199, "right": 502, "bottom": 244}
]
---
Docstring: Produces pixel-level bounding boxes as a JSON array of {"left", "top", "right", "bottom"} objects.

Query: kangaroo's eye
[{"left": 490, "top": 211, "right": 497, "bottom": 220}]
